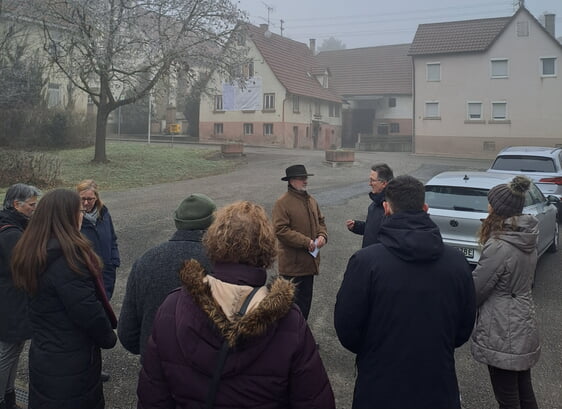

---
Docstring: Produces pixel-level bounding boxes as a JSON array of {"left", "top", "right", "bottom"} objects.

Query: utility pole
[{"left": 280, "top": 19, "right": 284, "bottom": 37}]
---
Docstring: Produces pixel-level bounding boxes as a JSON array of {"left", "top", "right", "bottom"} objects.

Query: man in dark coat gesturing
[
  {"left": 334, "top": 175, "right": 476, "bottom": 409},
  {"left": 118, "top": 193, "right": 216, "bottom": 361},
  {"left": 346, "top": 163, "right": 393, "bottom": 248}
]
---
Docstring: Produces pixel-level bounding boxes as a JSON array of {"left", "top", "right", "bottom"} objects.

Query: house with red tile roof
[
  {"left": 316, "top": 44, "right": 412, "bottom": 150},
  {"left": 409, "top": 6, "right": 562, "bottom": 157},
  {"left": 199, "top": 23, "right": 342, "bottom": 150}
]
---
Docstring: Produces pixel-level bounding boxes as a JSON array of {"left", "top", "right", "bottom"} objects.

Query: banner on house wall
[{"left": 222, "top": 77, "right": 263, "bottom": 111}]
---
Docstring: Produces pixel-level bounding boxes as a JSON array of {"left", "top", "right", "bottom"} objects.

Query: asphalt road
[{"left": 17, "top": 145, "right": 562, "bottom": 408}]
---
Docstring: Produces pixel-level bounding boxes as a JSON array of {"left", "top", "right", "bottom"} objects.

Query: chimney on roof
[
  {"left": 309, "top": 38, "right": 316, "bottom": 55},
  {"left": 544, "top": 13, "right": 556, "bottom": 37}
]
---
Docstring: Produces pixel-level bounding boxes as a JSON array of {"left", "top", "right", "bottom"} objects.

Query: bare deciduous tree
[
  {"left": 22, "top": 0, "right": 248, "bottom": 162},
  {"left": 317, "top": 36, "right": 346, "bottom": 52}
]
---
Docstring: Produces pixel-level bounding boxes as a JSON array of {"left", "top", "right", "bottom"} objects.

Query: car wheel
[{"left": 547, "top": 222, "right": 559, "bottom": 253}]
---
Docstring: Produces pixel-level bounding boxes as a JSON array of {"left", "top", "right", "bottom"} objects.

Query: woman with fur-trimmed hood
[{"left": 137, "top": 201, "right": 335, "bottom": 409}]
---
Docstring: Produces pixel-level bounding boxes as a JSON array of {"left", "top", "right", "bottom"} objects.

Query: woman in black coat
[{"left": 11, "top": 189, "right": 117, "bottom": 409}]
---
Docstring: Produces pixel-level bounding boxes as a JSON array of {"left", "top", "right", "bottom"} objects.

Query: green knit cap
[{"left": 174, "top": 194, "right": 216, "bottom": 230}]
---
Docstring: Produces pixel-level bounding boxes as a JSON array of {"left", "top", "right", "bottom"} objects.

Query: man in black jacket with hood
[
  {"left": 335, "top": 175, "right": 476, "bottom": 409},
  {"left": 0, "top": 183, "right": 40, "bottom": 409},
  {"left": 346, "top": 163, "right": 393, "bottom": 248}
]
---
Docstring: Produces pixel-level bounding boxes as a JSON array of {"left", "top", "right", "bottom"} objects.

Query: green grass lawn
[{"left": 0, "top": 142, "right": 245, "bottom": 199}]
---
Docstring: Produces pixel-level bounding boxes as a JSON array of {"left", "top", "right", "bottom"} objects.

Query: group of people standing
[
  {"left": 0, "top": 181, "right": 119, "bottom": 409},
  {"left": 0, "top": 160, "right": 543, "bottom": 409}
]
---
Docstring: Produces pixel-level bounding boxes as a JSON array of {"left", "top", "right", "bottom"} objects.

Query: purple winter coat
[{"left": 137, "top": 260, "right": 335, "bottom": 409}]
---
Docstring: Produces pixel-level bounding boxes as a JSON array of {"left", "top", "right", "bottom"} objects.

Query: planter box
[
  {"left": 325, "top": 149, "right": 355, "bottom": 162},
  {"left": 221, "top": 143, "right": 244, "bottom": 156}
]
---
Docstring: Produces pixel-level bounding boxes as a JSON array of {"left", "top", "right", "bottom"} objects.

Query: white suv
[{"left": 487, "top": 146, "right": 562, "bottom": 221}]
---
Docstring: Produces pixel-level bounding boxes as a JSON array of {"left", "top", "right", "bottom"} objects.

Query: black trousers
[
  {"left": 487, "top": 366, "right": 538, "bottom": 409},
  {"left": 282, "top": 275, "right": 314, "bottom": 320}
]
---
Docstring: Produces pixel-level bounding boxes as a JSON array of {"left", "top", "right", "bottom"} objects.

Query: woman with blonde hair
[
  {"left": 471, "top": 176, "right": 540, "bottom": 409},
  {"left": 11, "top": 189, "right": 117, "bottom": 409},
  {"left": 138, "top": 200, "right": 335, "bottom": 409},
  {"left": 76, "top": 179, "right": 120, "bottom": 300}
]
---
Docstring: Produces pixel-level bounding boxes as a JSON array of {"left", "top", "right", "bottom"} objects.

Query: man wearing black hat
[
  {"left": 272, "top": 165, "right": 328, "bottom": 320},
  {"left": 118, "top": 193, "right": 216, "bottom": 361}
]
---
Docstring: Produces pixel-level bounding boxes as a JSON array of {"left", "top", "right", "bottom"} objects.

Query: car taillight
[{"left": 539, "top": 177, "right": 562, "bottom": 185}]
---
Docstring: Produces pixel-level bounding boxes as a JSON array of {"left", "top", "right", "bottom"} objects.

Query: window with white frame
[
  {"left": 388, "top": 97, "right": 396, "bottom": 107},
  {"left": 243, "top": 61, "right": 254, "bottom": 78},
  {"left": 491, "top": 59, "right": 509, "bottom": 78},
  {"left": 292, "top": 95, "right": 300, "bottom": 112},
  {"left": 264, "top": 93, "right": 275, "bottom": 110},
  {"left": 491, "top": 102, "right": 507, "bottom": 120},
  {"left": 390, "top": 123, "right": 400, "bottom": 133},
  {"left": 335, "top": 104, "right": 340, "bottom": 117},
  {"left": 467, "top": 102, "right": 482, "bottom": 120},
  {"left": 541, "top": 57, "right": 556, "bottom": 76},
  {"left": 243, "top": 123, "right": 253, "bottom": 135},
  {"left": 263, "top": 123, "right": 273, "bottom": 135},
  {"left": 426, "top": 63, "right": 441, "bottom": 81},
  {"left": 424, "top": 101, "right": 440, "bottom": 118},
  {"left": 47, "top": 83, "right": 62, "bottom": 108},
  {"left": 214, "top": 95, "right": 223, "bottom": 110},
  {"left": 314, "top": 101, "right": 321, "bottom": 115},
  {"left": 214, "top": 123, "right": 223, "bottom": 135},
  {"left": 517, "top": 21, "right": 529, "bottom": 37},
  {"left": 329, "top": 103, "right": 336, "bottom": 117}
]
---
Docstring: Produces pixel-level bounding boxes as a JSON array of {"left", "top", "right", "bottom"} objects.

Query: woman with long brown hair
[
  {"left": 471, "top": 176, "right": 540, "bottom": 409},
  {"left": 11, "top": 189, "right": 117, "bottom": 409}
]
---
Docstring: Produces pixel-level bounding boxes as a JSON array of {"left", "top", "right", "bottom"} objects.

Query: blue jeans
[{"left": 0, "top": 340, "right": 24, "bottom": 403}]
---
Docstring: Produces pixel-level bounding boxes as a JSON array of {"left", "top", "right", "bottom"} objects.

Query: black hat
[
  {"left": 487, "top": 176, "right": 530, "bottom": 218},
  {"left": 281, "top": 164, "right": 314, "bottom": 181}
]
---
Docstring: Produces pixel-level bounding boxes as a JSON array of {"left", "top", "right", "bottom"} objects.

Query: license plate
[{"left": 455, "top": 247, "right": 474, "bottom": 258}]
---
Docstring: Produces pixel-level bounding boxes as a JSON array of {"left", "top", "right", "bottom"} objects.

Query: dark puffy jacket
[
  {"left": 81, "top": 205, "right": 120, "bottom": 299},
  {"left": 335, "top": 211, "right": 476, "bottom": 409},
  {"left": 28, "top": 240, "right": 117, "bottom": 409},
  {"left": 350, "top": 190, "right": 386, "bottom": 248},
  {"left": 138, "top": 261, "right": 335, "bottom": 409},
  {"left": 0, "top": 209, "right": 31, "bottom": 342},
  {"left": 118, "top": 229, "right": 211, "bottom": 360}
]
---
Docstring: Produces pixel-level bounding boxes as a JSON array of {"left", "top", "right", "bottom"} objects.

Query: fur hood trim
[{"left": 179, "top": 259, "right": 295, "bottom": 347}]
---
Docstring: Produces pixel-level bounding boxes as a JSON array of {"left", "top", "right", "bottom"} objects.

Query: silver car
[
  {"left": 425, "top": 171, "right": 559, "bottom": 265},
  {"left": 487, "top": 146, "right": 562, "bottom": 221}
]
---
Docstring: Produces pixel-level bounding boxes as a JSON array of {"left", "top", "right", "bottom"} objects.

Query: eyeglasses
[
  {"left": 81, "top": 197, "right": 96, "bottom": 202},
  {"left": 369, "top": 178, "right": 385, "bottom": 184}
]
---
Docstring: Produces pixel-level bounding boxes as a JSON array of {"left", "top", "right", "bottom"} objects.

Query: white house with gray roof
[{"left": 409, "top": 6, "right": 561, "bottom": 157}]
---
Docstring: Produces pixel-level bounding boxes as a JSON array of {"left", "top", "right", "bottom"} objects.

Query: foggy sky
[{"left": 236, "top": 0, "right": 562, "bottom": 49}]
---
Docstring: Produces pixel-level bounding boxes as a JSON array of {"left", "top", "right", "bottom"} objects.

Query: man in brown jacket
[{"left": 272, "top": 164, "right": 328, "bottom": 320}]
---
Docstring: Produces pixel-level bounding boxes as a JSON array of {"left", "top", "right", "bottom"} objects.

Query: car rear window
[
  {"left": 490, "top": 155, "right": 556, "bottom": 172},
  {"left": 425, "top": 186, "right": 489, "bottom": 212}
]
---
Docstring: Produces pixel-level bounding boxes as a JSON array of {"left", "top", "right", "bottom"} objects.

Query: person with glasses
[
  {"left": 272, "top": 164, "right": 327, "bottom": 321},
  {"left": 11, "top": 189, "right": 117, "bottom": 409},
  {"left": 76, "top": 179, "right": 120, "bottom": 382},
  {"left": 0, "top": 183, "right": 41, "bottom": 409},
  {"left": 346, "top": 163, "right": 393, "bottom": 248}
]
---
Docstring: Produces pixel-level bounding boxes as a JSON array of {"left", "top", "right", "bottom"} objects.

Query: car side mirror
[{"left": 547, "top": 195, "right": 560, "bottom": 204}]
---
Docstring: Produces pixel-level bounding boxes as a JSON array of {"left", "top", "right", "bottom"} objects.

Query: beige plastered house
[
  {"left": 409, "top": 6, "right": 562, "bottom": 157},
  {"left": 199, "top": 24, "right": 342, "bottom": 150}
]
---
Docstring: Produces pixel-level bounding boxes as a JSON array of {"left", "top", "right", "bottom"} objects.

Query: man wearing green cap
[{"left": 118, "top": 193, "right": 216, "bottom": 361}]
